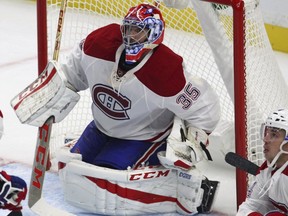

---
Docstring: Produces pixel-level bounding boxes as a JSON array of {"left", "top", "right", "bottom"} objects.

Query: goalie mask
[
  {"left": 121, "top": 3, "right": 165, "bottom": 64},
  {"left": 260, "top": 109, "right": 288, "bottom": 167}
]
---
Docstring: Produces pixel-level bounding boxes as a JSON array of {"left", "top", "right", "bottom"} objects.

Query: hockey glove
[
  {"left": 186, "top": 126, "right": 213, "bottom": 161},
  {"left": 0, "top": 170, "right": 27, "bottom": 211},
  {"left": 158, "top": 141, "right": 194, "bottom": 170},
  {"left": 158, "top": 126, "right": 212, "bottom": 170}
]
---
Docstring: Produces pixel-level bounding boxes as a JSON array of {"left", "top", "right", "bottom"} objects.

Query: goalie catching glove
[
  {"left": 158, "top": 125, "right": 212, "bottom": 171},
  {"left": 10, "top": 61, "right": 80, "bottom": 127}
]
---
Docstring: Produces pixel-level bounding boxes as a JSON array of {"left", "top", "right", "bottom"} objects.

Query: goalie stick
[
  {"left": 28, "top": 0, "right": 74, "bottom": 215},
  {"left": 225, "top": 152, "right": 260, "bottom": 176}
]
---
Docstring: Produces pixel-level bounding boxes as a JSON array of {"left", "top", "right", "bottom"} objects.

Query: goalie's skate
[{"left": 197, "top": 177, "right": 219, "bottom": 213}]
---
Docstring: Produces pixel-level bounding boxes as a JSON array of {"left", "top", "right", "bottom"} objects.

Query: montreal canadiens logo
[{"left": 92, "top": 84, "right": 131, "bottom": 120}]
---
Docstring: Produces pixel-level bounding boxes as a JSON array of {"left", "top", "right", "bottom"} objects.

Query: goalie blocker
[
  {"left": 10, "top": 61, "right": 80, "bottom": 127},
  {"left": 56, "top": 146, "right": 218, "bottom": 215}
]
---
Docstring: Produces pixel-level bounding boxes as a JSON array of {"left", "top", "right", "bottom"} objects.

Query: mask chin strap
[{"left": 268, "top": 141, "right": 288, "bottom": 169}]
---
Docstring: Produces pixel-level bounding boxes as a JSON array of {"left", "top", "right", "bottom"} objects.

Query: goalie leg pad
[
  {"left": 10, "top": 60, "right": 80, "bottom": 127},
  {"left": 57, "top": 150, "right": 178, "bottom": 215},
  {"left": 57, "top": 147, "right": 219, "bottom": 215}
]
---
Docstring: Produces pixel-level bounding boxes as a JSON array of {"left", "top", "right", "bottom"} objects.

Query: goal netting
[{"left": 38, "top": 0, "right": 288, "bottom": 206}]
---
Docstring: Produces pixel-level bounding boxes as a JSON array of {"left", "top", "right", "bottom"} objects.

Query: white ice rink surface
[{"left": 0, "top": 0, "right": 287, "bottom": 216}]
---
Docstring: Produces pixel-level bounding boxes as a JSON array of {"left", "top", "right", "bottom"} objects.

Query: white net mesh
[{"left": 44, "top": 0, "right": 288, "bottom": 180}]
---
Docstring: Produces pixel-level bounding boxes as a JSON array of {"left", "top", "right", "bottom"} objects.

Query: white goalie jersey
[
  {"left": 61, "top": 23, "right": 220, "bottom": 142},
  {"left": 10, "top": 23, "right": 220, "bottom": 142}
]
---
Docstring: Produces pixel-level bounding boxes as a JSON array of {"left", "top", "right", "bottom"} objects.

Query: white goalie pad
[
  {"left": 10, "top": 61, "right": 80, "bottom": 127},
  {"left": 56, "top": 147, "right": 207, "bottom": 215}
]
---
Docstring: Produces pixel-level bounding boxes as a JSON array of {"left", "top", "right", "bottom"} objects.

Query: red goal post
[
  {"left": 202, "top": 0, "right": 247, "bottom": 207},
  {"left": 36, "top": 0, "right": 288, "bottom": 209}
]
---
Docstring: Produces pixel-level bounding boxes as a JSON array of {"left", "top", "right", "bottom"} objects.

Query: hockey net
[{"left": 38, "top": 0, "right": 288, "bottom": 206}]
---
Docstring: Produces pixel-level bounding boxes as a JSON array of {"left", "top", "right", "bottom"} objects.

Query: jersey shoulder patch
[
  {"left": 83, "top": 24, "right": 122, "bottom": 62},
  {"left": 135, "top": 44, "right": 186, "bottom": 97}
]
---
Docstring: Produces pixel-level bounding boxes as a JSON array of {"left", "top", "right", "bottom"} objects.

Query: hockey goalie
[{"left": 10, "top": 1, "right": 220, "bottom": 215}]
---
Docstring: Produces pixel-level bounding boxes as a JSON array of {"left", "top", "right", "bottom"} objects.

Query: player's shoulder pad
[
  {"left": 83, "top": 23, "right": 122, "bottom": 62},
  {"left": 135, "top": 44, "right": 186, "bottom": 97}
]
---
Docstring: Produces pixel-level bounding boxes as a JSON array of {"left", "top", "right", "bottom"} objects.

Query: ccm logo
[
  {"left": 129, "top": 170, "right": 171, "bottom": 181},
  {"left": 54, "top": 9, "right": 65, "bottom": 51},
  {"left": 18, "top": 69, "right": 50, "bottom": 101},
  {"left": 32, "top": 123, "right": 51, "bottom": 189}
]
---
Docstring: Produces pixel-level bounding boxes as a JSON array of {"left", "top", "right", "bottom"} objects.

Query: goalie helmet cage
[{"left": 36, "top": 0, "right": 288, "bottom": 209}]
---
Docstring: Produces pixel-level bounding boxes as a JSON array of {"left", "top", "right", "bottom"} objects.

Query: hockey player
[
  {"left": 58, "top": 3, "right": 220, "bottom": 214},
  {"left": 10, "top": 3, "right": 220, "bottom": 215},
  {"left": 0, "top": 110, "right": 27, "bottom": 215},
  {"left": 11, "top": 2, "right": 220, "bottom": 172},
  {"left": 64, "top": 2, "right": 220, "bottom": 172},
  {"left": 237, "top": 109, "right": 288, "bottom": 216}
]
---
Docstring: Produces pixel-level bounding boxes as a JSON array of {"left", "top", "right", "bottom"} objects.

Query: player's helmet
[
  {"left": 121, "top": 3, "right": 165, "bottom": 64},
  {"left": 261, "top": 109, "right": 288, "bottom": 141},
  {"left": 260, "top": 109, "right": 288, "bottom": 166}
]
